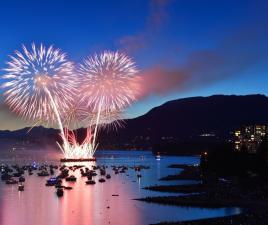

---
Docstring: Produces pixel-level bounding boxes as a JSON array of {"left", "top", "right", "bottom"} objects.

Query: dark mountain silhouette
[
  {"left": 119, "top": 94, "right": 268, "bottom": 139},
  {"left": 1, "top": 94, "right": 268, "bottom": 153}
]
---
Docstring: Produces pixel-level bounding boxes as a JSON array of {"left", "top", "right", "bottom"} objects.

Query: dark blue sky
[{"left": 0, "top": 0, "right": 268, "bottom": 130}]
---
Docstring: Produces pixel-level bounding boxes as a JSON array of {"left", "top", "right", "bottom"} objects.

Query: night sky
[{"left": 0, "top": 0, "right": 268, "bottom": 130}]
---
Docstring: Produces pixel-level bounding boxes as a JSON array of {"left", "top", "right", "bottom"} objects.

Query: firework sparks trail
[
  {"left": 78, "top": 51, "right": 140, "bottom": 150},
  {"left": 1, "top": 46, "right": 140, "bottom": 159},
  {"left": 92, "top": 97, "right": 103, "bottom": 150},
  {"left": 2, "top": 43, "right": 77, "bottom": 125},
  {"left": 58, "top": 128, "right": 96, "bottom": 158},
  {"left": 44, "top": 87, "right": 68, "bottom": 154},
  {"left": 1, "top": 43, "right": 89, "bottom": 158}
]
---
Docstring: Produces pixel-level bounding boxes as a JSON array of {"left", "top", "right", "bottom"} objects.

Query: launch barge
[{"left": 60, "top": 158, "right": 96, "bottom": 162}]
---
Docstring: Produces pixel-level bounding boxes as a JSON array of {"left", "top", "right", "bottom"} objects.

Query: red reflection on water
[{"left": 0, "top": 164, "right": 142, "bottom": 225}]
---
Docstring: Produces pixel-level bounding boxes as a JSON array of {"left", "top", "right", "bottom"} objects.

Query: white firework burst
[
  {"left": 1, "top": 43, "right": 77, "bottom": 125},
  {"left": 78, "top": 51, "right": 139, "bottom": 114}
]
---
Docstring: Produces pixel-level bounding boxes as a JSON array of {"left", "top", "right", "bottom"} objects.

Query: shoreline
[
  {"left": 135, "top": 194, "right": 268, "bottom": 209},
  {"left": 141, "top": 162, "right": 268, "bottom": 225},
  {"left": 150, "top": 211, "right": 268, "bottom": 225}
]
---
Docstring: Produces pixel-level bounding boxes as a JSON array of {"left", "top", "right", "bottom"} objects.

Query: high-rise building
[{"left": 234, "top": 125, "right": 267, "bottom": 153}]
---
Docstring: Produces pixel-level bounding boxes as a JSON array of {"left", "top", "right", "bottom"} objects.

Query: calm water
[{"left": 0, "top": 146, "right": 242, "bottom": 225}]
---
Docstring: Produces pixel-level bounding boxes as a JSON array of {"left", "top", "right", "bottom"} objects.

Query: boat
[
  {"left": 64, "top": 186, "right": 73, "bottom": 190},
  {"left": 106, "top": 174, "right": 111, "bottom": 179},
  {"left": 100, "top": 169, "right": 106, "bottom": 176},
  {"left": 86, "top": 180, "right": 96, "bottom": 185},
  {"left": 57, "top": 169, "right": 69, "bottom": 179},
  {"left": 60, "top": 158, "right": 96, "bottom": 162},
  {"left": 13, "top": 172, "right": 22, "bottom": 177},
  {"left": 65, "top": 175, "right": 77, "bottom": 182},
  {"left": 91, "top": 171, "right": 97, "bottom": 176},
  {"left": 1, "top": 173, "right": 12, "bottom": 181},
  {"left": 98, "top": 178, "right": 106, "bottom": 183},
  {"left": 46, "top": 177, "right": 61, "bottom": 186},
  {"left": 155, "top": 152, "right": 161, "bottom": 160},
  {"left": 19, "top": 176, "right": 25, "bottom": 182},
  {"left": 37, "top": 171, "right": 49, "bottom": 177},
  {"left": 6, "top": 179, "right": 18, "bottom": 184},
  {"left": 18, "top": 184, "right": 24, "bottom": 191},
  {"left": 56, "top": 188, "right": 64, "bottom": 197},
  {"left": 50, "top": 169, "right": 54, "bottom": 175}
]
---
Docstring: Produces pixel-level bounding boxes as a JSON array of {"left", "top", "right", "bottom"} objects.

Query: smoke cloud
[
  {"left": 118, "top": 0, "right": 173, "bottom": 53},
  {"left": 137, "top": 21, "right": 268, "bottom": 99}
]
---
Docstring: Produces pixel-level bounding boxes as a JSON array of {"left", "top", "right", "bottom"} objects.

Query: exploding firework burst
[
  {"left": 77, "top": 51, "right": 139, "bottom": 150},
  {"left": 1, "top": 43, "right": 77, "bottom": 125},
  {"left": 78, "top": 51, "right": 139, "bottom": 114},
  {"left": 82, "top": 110, "right": 125, "bottom": 130},
  {"left": 1, "top": 43, "right": 85, "bottom": 159},
  {"left": 1, "top": 47, "right": 140, "bottom": 160}
]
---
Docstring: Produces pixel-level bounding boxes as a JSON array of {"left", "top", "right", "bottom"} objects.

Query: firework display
[
  {"left": 78, "top": 51, "right": 139, "bottom": 149},
  {"left": 2, "top": 43, "right": 76, "bottom": 124},
  {"left": 1, "top": 45, "right": 140, "bottom": 160},
  {"left": 78, "top": 51, "right": 139, "bottom": 113}
]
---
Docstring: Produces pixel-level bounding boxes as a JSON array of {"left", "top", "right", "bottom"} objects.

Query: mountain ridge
[{"left": 1, "top": 94, "right": 268, "bottom": 151}]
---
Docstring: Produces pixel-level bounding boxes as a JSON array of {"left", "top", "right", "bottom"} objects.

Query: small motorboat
[
  {"left": 64, "top": 186, "right": 73, "bottom": 190},
  {"left": 13, "top": 172, "right": 22, "bottom": 177},
  {"left": 1, "top": 173, "right": 12, "bottom": 181},
  {"left": 65, "top": 175, "right": 77, "bottom": 182},
  {"left": 100, "top": 169, "right": 106, "bottom": 176},
  {"left": 91, "top": 172, "right": 97, "bottom": 176},
  {"left": 86, "top": 180, "right": 96, "bottom": 185},
  {"left": 55, "top": 184, "right": 65, "bottom": 188},
  {"left": 18, "top": 184, "right": 24, "bottom": 191},
  {"left": 58, "top": 169, "right": 69, "bottom": 178},
  {"left": 98, "top": 178, "right": 106, "bottom": 183},
  {"left": 19, "top": 176, "right": 25, "bottom": 182},
  {"left": 50, "top": 169, "right": 55, "bottom": 175},
  {"left": 56, "top": 188, "right": 64, "bottom": 197},
  {"left": 137, "top": 174, "right": 142, "bottom": 178},
  {"left": 37, "top": 171, "right": 49, "bottom": 177},
  {"left": 46, "top": 177, "right": 61, "bottom": 186},
  {"left": 155, "top": 152, "right": 161, "bottom": 160},
  {"left": 6, "top": 179, "right": 18, "bottom": 185}
]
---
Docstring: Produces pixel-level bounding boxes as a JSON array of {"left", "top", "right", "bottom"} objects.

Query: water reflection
[
  {"left": 0, "top": 149, "right": 242, "bottom": 225},
  {"left": 0, "top": 164, "right": 143, "bottom": 225}
]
